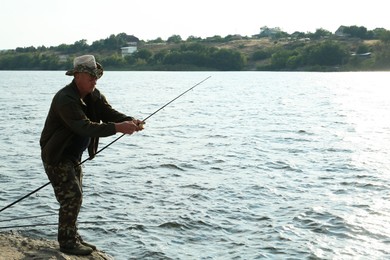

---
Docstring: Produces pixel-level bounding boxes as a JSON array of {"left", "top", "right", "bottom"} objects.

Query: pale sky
[{"left": 1, "top": 0, "right": 388, "bottom": 50}]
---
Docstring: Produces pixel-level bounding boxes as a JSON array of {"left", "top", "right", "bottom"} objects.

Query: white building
[{"left": 121, "top": 43, "right": 137, "bottom": 57}]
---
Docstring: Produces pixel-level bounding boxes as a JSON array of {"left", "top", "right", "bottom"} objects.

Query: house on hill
[
  {"left": 121, "top": 35, "right": 140, "bottom": 57},
  {"left": 121, "top": 43, "right": 137, "bottom": 57},
  {"left": 335, "top": 26, "right": 349, "bottom": 37}
]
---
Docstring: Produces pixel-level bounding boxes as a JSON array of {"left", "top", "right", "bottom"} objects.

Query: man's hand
[
  {"left": 115, "top": 119, "right": 144, "bottom": 134},
  {"left": 132, "top": 119, "right": 145, "bottom": 130}
]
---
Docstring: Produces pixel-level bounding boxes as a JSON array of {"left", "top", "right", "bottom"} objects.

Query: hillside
[
  {"left": 135, "top": 36, "right": 385, "bottom": 71},
  {"left": 1, "top": 27, "right": 390, "bottom": 71},
  {"left": 139, "top": 38, "right": 275, "bottom": 70}
]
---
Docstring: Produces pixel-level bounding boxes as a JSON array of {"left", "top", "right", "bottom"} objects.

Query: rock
[{"left": 0, "top": 231, "right": 113, "bottom": 260}]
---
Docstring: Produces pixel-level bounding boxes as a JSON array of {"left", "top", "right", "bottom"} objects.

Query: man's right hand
[{"left": 115, "top": 120, "right": 143, "bottom": 135}]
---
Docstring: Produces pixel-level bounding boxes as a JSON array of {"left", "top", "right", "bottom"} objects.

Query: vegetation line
[{"left": 1, "top": 25, "right": 390, "bottom": 71}]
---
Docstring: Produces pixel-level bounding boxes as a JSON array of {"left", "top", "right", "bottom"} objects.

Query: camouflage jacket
[{"left": 40, "top": 80, "right": 133, "bottom": 165}]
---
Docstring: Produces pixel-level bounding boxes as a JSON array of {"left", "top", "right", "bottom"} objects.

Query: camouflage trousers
[{"left": 43, "top": 159, "right": 83, "bottom": 247}]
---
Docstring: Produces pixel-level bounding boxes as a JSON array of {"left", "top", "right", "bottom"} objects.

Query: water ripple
[{"left": 1, "top": 71, "right": 390, "bottom": 259}]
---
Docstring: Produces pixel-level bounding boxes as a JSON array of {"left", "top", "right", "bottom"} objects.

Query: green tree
[
  {"left": 162, "top": 43, "right": 245, "bottom": 70},
  {"left": 286, "top": 55, "right": 303, "bottom": 69},
  {"left": 134, "top": 49, "right": 153, "bottom": 61},
  {"left": 270, "top": 49, "right": 296, "bottom": 69},
  {"left": 72, "top": 39, "right": 89, "bottom": 52},
  {"left": 343, "top": 26, "right": 369, "bottom": 39},
  {"left": 102, "top": 33, "right": 132, "bottom": 50},
  {"left": 372, "top": 42, "right": 390, "bottom": 69},
  {"left": 303, "top": 41, "right": 348, "bottom": 66},
  {"left": 148, "top": 37, "right": 164, "bottom": 43},
  {"left": 291, "top": 31, "right": 307, "bottom": 39},
  {"left": 124, "top": 54, "right": 137, "bottom": 65},
  {"left": 186, "top": 36, "right": 202, "bottom": 42},
  {"left": 56, "top": 43, "right": 72, "bottom": 53},
  {"left": 210, "top": 49, "right": 246, "bottom": 70},
  {"left": 38, "top": 54, "right": 60, "bottom": 69},
  {"left": 167, "top": 35, "right": 182, "bottom": 43},
  {"left": 15, "top": 46, "right": 36, "bottom": 53},
  {"left": 90, "top": 40, "right": 105, "bottom": 51},
  {"left": 310, "top": 28, "right": 332, "bottom": 39},
  {"left": 204, "top": 35, "right": 224, "bottom": 43},
  {"left": 101, "top": 54, "right": 125, "bottom": 68},
  {"left": 252, "top": 50, "right": 271, "bottom": 61},
  {"left": 378, "top": 30, "right": 390, "bottom": 43},
  {"left": 356, "top": 44, "right": 370, "bottom": 54},
  {"left": 151, "top": 50, "right": 168, "bottom": 65}
]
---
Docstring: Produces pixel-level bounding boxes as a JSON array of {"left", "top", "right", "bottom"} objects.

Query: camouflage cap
[{"left": 66, "top": 55, "right": 103, "bottom": 79}]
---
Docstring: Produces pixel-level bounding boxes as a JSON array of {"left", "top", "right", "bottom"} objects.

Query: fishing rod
[
  {"left": 0, "top": 76, "right": 211, "bottom": 214},
  {"left": 86, "top": 75, "right": 212, "bottom": 162}
]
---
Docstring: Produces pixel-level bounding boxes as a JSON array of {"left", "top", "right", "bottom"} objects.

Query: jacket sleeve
[{"left": 56, "top": 94, "right": 117, "bottom": 138}]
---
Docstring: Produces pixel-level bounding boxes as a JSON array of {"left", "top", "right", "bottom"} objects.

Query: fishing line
[
  {"left": 0, "top": 213, "right": 56, "bottom": 223},
  {"left": 0, "top": 76, "right": 212, "bottom": 214}
]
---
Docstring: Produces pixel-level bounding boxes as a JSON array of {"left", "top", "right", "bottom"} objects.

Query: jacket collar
[{"left": 69, "top": 79, "right": 99, "bottom": 103}]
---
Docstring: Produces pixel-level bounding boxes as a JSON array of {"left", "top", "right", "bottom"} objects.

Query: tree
[
  {"left": 210, "top": 49, "right": 246, "bottom": 70},
  {"left": 257, "top": 26, "right": 287, "bottom": 39},
  {"left": 310, "top": 28, "right": 332, "bottom": 39},
  {"left": 204, "top": 35, "right": 224, "bottom": 43},
  {"left": 134, "top": 49, "right": 153, "bottom": 61},
  {"left": 72, "top": 39, "right": 89, "bottom": 52},
  {"left": 291, "top": 31, "right": 307, "bottom": 39},
  {"left": 148, "top": 37, "right": 164, "bottom": 44},
  {"left": 378, "top": 30, "right": 390, "bottom": 43},
  {"left": 90, "top": 40, "right": 105, "bottom": 51},
  {"left": 102, "top": 33, "right": 131, "bottom": 50},
  {"left": 270, "top": 49, "right": 296, "bottom": 69},
  {"left": 151, "top": 50, "right": 168, "bottom": 64},
  {"left": 162, "top": 43, "right": 245, "bottom": 70},
  {"left": 251, "top": 50, "right": 271, "bottom": 61},
  {"left": 180, "top": 43, "right": 207, "bottom": 52},
  {"left": 344, "top": 26, "right": 366, "bottom": 38},
  {"left": 167, "top": 35, "right": 182, "bottom": 43},
  {"left": 286, "top": 55, "right": 303, "bottom": 69},
  {"left": 303, "top": 41, "right": 348, "bottom": 66},
  {"left": 186, "top": 35, "right": 202, "bottom": 42},
  {"left": 56, "top": 43, "right": 72, "bottom": 53},
  {"left": 356, "top": 44, "right": 370, "bottom": 54},
  {"left": 15, "top": 46, "right": 36, "bottom": 53},
  {"left": 101, "top": 54, "right": 125, "bottom": 67}
]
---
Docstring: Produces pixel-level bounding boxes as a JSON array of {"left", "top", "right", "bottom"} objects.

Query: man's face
[{"left": 75, "top": 72, "right": 97, "bottom": 97}]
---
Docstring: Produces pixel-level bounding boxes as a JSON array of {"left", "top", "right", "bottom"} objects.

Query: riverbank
[
  {"left": 1, "top": 31, "right": 388, "bottom": 71},
  {"left": 0, "top": 231, "right": 113, "bottom": 260}
]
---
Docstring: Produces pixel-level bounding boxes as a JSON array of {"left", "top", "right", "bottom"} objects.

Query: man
[{"left": 40, "top": 55, "right": 143, "bottom": 255}]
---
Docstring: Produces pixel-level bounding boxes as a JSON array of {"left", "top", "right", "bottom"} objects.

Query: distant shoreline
[{"left": 1, "top": 28, "right": 390, "bottom": 71}]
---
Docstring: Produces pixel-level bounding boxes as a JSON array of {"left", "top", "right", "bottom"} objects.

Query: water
[{"left": 0, "top": 71, "right": 390, "bottom": 259}]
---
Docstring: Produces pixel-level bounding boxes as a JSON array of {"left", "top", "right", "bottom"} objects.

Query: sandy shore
[{"left": 0, "top": 231, "right": 113, "bottom": 260}]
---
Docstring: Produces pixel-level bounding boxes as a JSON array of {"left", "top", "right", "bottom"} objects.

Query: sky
[{"left": 1, "top": 0, "right": 389, "bottom": 50}]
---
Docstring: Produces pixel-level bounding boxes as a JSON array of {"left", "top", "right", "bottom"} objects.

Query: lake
[{"left": 0, "top": 71, "right": 390, "bottom": 259}]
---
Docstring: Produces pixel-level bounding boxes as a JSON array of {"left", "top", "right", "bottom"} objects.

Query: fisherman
[{"left": 40, "top": 55, "right": 143, "bottom": 255}]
